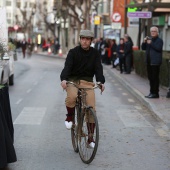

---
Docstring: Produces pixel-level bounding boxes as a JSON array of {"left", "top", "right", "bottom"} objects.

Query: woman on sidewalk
[{"left": 116, "top": 38, "right": 125, "bottom": 74}]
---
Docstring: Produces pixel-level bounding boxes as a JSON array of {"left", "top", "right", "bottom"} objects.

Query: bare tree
[
  {"left": 16, "top": 2, "right": 36, "bottom": 39},
  {"left": 38, "top": 1, "right": 57, "bottom": 37},
  {"left": 62, "top": 0, "right": 92, "bottom": 45}
]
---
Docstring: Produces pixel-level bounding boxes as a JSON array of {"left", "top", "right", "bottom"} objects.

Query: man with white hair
[{"left": 142, "top": 26, "right": 163, "bottom": 98}]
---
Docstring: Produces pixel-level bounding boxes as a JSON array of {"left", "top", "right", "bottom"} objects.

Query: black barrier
[{"left": 0, "top": 85, "right": 17, "bottom": 168}]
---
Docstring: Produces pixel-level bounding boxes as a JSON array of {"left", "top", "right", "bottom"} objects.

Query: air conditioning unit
[{"left": 152, "top": 17, "right": 159, "bottom": 25}]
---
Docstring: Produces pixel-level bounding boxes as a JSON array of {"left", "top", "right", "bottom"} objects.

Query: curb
[{"left": 34, "top": 52, "right": 66, "bottom": 59}]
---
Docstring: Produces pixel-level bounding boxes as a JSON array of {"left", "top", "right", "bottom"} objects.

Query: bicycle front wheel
[
  {"left": 71, "top": 105, "right": 79, "bottom": 153},
  {"left": 78, "top": 107, "right": 99, "bottom": 164}
]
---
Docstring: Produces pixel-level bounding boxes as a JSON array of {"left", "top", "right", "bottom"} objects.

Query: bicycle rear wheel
[
  {"left": 78, "top": 107, "right": 99, "bottom": 164},
  {"left": 71, "top": 105, "right": 79, "bottom": 153}
]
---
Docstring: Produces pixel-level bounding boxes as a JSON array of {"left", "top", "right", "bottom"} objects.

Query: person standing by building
[
  {"left": 116, "top": 38, "right": 125, "bottom": 73},
  {"left": 124, "top": 35, "right": 133, "bottom": 74},
  {"left": 111, "top": 39, "right": 117, "bottom": 68},
  {"left": 142, "top": 26, "right": 163, "bottom": 99}
]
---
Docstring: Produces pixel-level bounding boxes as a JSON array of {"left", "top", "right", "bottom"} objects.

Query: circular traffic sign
[
  {"left": 112, "top": 12, "right": 121, "bottom": 22},
  {"left": 14, "top": 25, "right": 19, "bottom": 30}
]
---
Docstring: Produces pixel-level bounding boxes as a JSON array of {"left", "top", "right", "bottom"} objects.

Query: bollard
[
  {"left": 58, "top": 48, "right": 63, "bottom": 57},
  {"left": 48, "top": 47, "right": 52, "bottom": 54},
  {"left": 166, "top": 59, "right": 170, "bottom": 98}
]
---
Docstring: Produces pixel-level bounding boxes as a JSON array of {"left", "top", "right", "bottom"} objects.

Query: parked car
[{"left": 0, "top": 52, "right": 14, "bottom": 85}]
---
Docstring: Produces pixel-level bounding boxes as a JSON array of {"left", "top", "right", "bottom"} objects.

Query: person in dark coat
[
  {"left": 21, "top": 39, "right": 27, "bottom": 58},
  {"left": 116, "top": 38, "right": 125, "bottom": 73},
  {"left": 111, "top": 39, "right": 117, "bottom": 68},
  {"left": 142, "top": 26, "right": 163, "bottom": 99},
  {"left": 124, "top": 35, "right": 133, "bottom": 74}
]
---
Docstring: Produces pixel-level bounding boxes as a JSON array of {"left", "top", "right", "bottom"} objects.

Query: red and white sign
[
  {"left": 112, "top": 12, "right": 121, "bottom": 22},
  {"left": 14, "top": 25, "right": 19, "bottom": 31}
]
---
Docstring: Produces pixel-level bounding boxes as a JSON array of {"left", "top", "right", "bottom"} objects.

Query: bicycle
[{"left": 66, "top": 81, "right": 102, "bottom": 164}]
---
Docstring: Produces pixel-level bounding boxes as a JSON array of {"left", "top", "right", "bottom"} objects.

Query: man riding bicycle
[{"left": 60, "top": 30, "right": 105, "bottom": 148}]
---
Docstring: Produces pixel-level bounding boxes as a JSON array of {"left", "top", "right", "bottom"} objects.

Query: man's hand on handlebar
[
  {"left": 101, "top": 84, "right": 105, "bottom": 92},
  {"left": 61, "top": 80, "right": 67, "bottom": 89},
  {"left": 97, "top": 82, "right": 105, "bottom": 93}
]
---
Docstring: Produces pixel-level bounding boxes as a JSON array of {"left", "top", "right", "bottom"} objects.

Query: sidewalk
[
  {"left": 36, "top": 51, "right": 170, "bottom": 129},
  {"left": 104, "top": 65, "right": 170, "bottom": 129}
]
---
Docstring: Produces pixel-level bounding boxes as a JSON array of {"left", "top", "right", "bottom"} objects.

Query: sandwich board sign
[{"left": 0, "top": 7, "right": 8, "bottom": 51}]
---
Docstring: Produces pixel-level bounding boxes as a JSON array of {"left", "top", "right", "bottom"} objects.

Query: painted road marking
[
  {"left": 155, "top": 128, "right": 168, "bottom": 137},
  {"left": 27, "top": 89, "right": 32, "bottom": 93},
  {"left": 117, "top": 109, "right": 152, "bottom": 127},
  {"left": 14, "top": 107, "right": 46, "bottom": 125},
  {"left": 122, "top": 93, "right": 128, "bottom": 96},
  {"left": 15, "top": 98, "right": 23, "bottom": 105},
  {"left": 135, "top": 106, "right": 142, "bottom": 110},
  {"left": 128, "top": 98, "right": 135, "bottom": 103}
]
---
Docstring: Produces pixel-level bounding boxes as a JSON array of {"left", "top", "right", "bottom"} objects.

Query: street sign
[
  {"left": 127, "top": 12, "right": 152, "bottom": 18},
  {"left": 112, "top": 22, "right": 122, "bottom": 29},
  {"left": 94, "top": 16, "right": 100, "bottom": 25},
  {"left": 112, "top": 12, "right": 121, "bottom": 22}
]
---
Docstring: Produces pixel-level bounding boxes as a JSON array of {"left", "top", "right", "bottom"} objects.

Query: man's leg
[
  {"left": 65, "top": 84, "right": 78, "bottom": 129},
  {"left": 79, "top": 80, "right": 96, "bottom": 148},
  {"left": 147, "top": 64, "right": 153, "bottom": 94},
  {"left": 151, "top": 65, "right": 160, "bottom": 95}
]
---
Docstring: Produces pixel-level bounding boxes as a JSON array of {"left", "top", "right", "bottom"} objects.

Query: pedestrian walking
[
  {"left": 21, "top": 39, "right": 27, "bottom": 58},
  {"left": 142, "top": 26, "right": 163, "bottom": 99}
]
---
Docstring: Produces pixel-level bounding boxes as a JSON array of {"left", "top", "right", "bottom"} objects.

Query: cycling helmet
[{"left": 79, "top": 30, "right": 94, "bottom": 38}]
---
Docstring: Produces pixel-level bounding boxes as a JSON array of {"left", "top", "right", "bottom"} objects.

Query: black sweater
[{"left": 60, "top": 46, "right": 105, "bottom": 84}]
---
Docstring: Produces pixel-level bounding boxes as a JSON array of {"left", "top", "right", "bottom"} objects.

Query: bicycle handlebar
[{"left": 66, "top": 81, "right": 102, "bottom": 90}]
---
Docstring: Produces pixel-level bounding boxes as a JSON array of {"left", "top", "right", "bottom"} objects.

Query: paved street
[{"left": 4, "top": 53, "right": 170, "bottom": 170}]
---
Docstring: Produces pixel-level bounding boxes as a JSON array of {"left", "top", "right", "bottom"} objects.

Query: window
[
  {"left": 30, "top": 3, "right": 34, "bottom": 8},
  {"left": 7, "top": 19, "right": 11, "bottom": 24},
  {"left": 7, "top": 13, "right": 12, "bottom": 17},
  {"left": 6, "top": 1, "right": 11, "bottom": 6}
]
